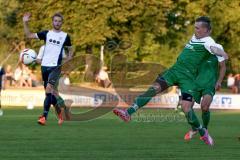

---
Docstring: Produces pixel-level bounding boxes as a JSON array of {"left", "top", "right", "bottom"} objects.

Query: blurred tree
[{"left": 0, "top": 0, "right": 239, "bottom": 74}]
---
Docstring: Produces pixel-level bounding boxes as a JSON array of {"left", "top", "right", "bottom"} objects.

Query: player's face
[
  {"left": 194, "top": 22, "right": 210, "bottom": 39},
  {"left": 52, "top": 16, "right": 63, "bottom": 31}
]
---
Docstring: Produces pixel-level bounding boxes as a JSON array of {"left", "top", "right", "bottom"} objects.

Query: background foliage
[{"left": 0, "top": 0, "right": 239, "bottom": 73}]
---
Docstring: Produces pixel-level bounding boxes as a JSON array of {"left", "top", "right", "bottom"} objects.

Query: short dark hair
[
  {"left": 195, "top": 16, "right": 211, "bottom": 30},
  {"left": 52, "top": 12, "right": 64, "bottom": 21}
]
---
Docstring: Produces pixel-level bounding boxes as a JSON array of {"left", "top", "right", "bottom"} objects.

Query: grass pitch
[{"left": 0, "top": 107, "right": 239, "bottom": 160}]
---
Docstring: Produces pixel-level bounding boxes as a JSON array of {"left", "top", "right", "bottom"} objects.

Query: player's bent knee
[
  {"left": 152, "top": 83, "right": 161, "bottom": 93},
  {"left": 154, "top": 77, "right": 168, "bottom": 92}
]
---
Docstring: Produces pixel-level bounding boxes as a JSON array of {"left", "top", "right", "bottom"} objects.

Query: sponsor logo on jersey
[
  {"left": 48, "top": 39, "right": 61, "bottom": 46},
  {"left": 185, "top": 44, "right": 195, "bottom": 51}
]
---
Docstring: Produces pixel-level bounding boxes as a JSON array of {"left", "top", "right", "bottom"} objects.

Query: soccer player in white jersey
[{"left": 23, "top": 12, "right": 74, "bottom": 125}]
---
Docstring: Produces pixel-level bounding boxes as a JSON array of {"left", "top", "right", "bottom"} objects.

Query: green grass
[{"left": 0, "top": 108, "right": 240, "bottom": 160}]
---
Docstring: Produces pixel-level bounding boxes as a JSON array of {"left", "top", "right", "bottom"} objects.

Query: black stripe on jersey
[
  {"left": 57, "top": 46, "right": 64, "bottom": 66},
  {"left": 37, "top": 30, "right": 49, "bottom": 42}
]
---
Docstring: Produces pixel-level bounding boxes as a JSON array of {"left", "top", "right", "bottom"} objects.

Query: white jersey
[
  {"left": 36, "top": 30, "right": 71, "bottom": 67},
  {"left": 37, "top": 45, "right": 66, "bottom": 60},
  {"left": 190, "top": 34, "right": 217, "bottom": 55}
]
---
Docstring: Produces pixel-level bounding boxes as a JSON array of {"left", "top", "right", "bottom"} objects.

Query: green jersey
[
  {"left": 196, "top": 54, "right": 219, "bottom": 88},
  {"left": 196, "top": 44, "right": 224, "bottom": 88},
  {"left": 173, "top": 35, "right": 216, "bottom": 76},
  {"left": 162, "top": 35, "right": 218, "bottom": 98},
  {"left": 194, "top": 44, "right": 225, "bottom": 103}
]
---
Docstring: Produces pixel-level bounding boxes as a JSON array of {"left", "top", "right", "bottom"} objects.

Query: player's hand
[
  {"left": 66, "top": 56, "right": 73, "bottom": 62},
  {"left": 23, "top": 13, "right": 31, "bottom": 22},
  {"left": 215, "top": 81, "right": 221, "bottom": 91},
  {"left": 35, "top": 59, "right": 42, "bottom": 64}
]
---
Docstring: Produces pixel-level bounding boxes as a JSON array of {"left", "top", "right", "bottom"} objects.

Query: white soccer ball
[{"left": 20, "top": 48, "right": 37, "bottom": 65}]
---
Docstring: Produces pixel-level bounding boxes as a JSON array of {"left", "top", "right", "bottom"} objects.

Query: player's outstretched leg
[
  {"left": 113, "top": 85, "right": 158, "bottom": 122},
  {"left": 113, "top": 108, "right": 131, "bottom": 122},
  {"left": 113, "top": 77, "right": 169, "bottom": 122}
]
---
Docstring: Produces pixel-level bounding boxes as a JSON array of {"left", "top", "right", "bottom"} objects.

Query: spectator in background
[
  {"left": 0, "top": 66, "right": 5, "bottom": 90},
  {"left": 227, "top": 73, "right": 236, "bottom": 93},
  {"left": 235, "top": 74, "right": 240, "bottom": 93},
  {"left": 29, "top": 69, "right": 40, "bottom": 87},
  {"left": 14, "top": 64, "right": 23, "bottom": 86},
  {"left": 5, "top": 65, "right": 15, "bottom": 87},
  {"left": 62, "top": 73, "right": 70, "bottom": 86},
  {"left": 59, "top": 72, "right": 71, "bottom": 91},
  {"left": 14, "top": 64, "right": 32, "bottom": 87},
  {"left": 0, "top": 65, "right": 5, "bottom": 113},
  {"left": 95, "top": 66, "right": 112, "bottom": 88},
  {"left": 21, "top": 64, "right": 32, "bottom": 87}
]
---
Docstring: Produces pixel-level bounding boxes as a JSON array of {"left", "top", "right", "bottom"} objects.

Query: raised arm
[{"left": 22, "top": 13, "right": 37, "bottom": 39}]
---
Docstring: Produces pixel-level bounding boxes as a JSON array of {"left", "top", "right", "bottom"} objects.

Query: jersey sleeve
[
  {"left": 215, "top": 44, "right": 225, "bottom": 62},
  {"left": 216, "top": 56, "right": 225, "bottom": 62},
  {"left": 203, "top": 37, "right": 217, "bottom": 55},
  {"left": 64, "top": 34, "right": 72, "bottom": 47},
  {"left": 36, "top": 30, "right": 48, "bottom": 41}
]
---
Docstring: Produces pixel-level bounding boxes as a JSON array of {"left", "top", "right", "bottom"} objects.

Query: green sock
[
  {"left": 185, "top": 108, "right": 205, "bottom": 136},
  {"left": 127, "top": 86, "right": 157, "bottom": 115},
  {"left": 202, "top": 111, "right": 210, "bottom": 129}
]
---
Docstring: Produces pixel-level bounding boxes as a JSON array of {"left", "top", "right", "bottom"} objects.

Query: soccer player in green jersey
[
  {"left": 113, "top": 16, "right": 228, "bottom": 146},
  {"left": 184, "top": 44, "right": 226, "bottom": 141}
]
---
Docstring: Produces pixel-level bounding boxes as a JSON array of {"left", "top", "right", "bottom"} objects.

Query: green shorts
[
  {"left": 161, "top": 67, "right": 198, "bottom": 98},
  {"left": 194, "top": 87, "right": 215, "bottom": 104}
]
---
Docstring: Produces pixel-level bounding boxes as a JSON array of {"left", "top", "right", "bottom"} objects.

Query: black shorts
[{"left": 41, "top": 66, "right": 61, "bottom": 89}]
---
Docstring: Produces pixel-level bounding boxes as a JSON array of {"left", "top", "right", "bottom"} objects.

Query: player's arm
[
  {"left": 215, "top": 60, "right": 226, "bottom": 90},
  {"left": 35, "top": 45, "right": 45, "bottom": 64},
  {"left": 64, "top": 35, "right": 74, "bottom": 60},
  {"left": 66, "top": 46, "right": 74, "bottom": 58},
  {"left": 210, "top": 46, "right": 228, "bottom": 60},
  {"left": 23, "top": 13, "right": 37, "bottom": 39}
]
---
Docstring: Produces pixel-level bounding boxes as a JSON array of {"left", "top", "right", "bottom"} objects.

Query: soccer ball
[{"left": 20, "top": 48, "right": 37, "bottom": 65}]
